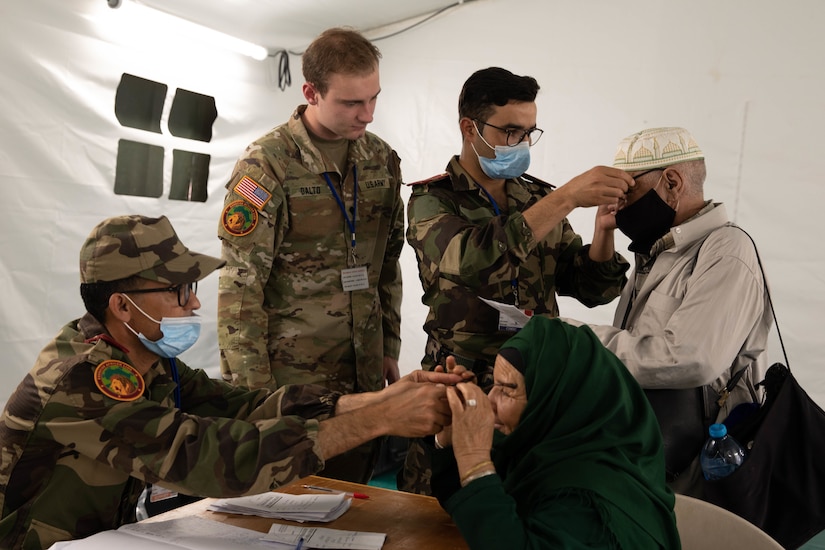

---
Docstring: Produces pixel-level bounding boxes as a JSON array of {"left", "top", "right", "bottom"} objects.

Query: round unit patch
[
  {"left": 222, "top": 200, "right": 258, "bottom": 236},
  {"left": 94, "top": 360, "right": 145, "bottom": 401}
]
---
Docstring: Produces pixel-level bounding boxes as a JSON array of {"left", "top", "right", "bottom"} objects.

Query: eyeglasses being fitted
[
  {"left": 474, "top": 119, "right": 544, "bottom": 147},
  {"left": 124, "top": 281, "right": 198, "bottom": 307},
  {"left": 631, "top": 168, "right": 663, "bottom": 181}
]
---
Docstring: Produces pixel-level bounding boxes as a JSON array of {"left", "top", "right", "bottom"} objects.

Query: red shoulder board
[
  {"left": 521, "top": 173, "right": 556, "bottom": 189},
  {"left": 407, "top": 173, "right": 450, "bottom": 186},
  {"left": 85, "top": 334, "right": 130, "bottom": 354}
]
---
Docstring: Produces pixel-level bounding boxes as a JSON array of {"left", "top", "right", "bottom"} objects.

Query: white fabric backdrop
[{"left": 2, "top": 0, "right": 824, "bottom": 411}]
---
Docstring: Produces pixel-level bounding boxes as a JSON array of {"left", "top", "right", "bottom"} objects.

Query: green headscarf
[{"left": 495, "top": 317, "right": 679, "bottom": 549}]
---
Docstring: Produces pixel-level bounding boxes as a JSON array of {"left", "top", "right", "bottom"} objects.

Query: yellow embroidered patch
[
  {"left": 94, "top": 360, "right": 145, "bottom": 401},
  {"left": 222, "top": 200, "right": 258, "bottom": 236}
]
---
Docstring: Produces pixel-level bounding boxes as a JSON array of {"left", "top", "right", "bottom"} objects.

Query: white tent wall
[
  {"left": 371, "top": 0, "right": 825, "bottom": 406},
  {"left": 0, "top": 0, "right": 304, "bottom": 409},
  {"left": 1, "top": 0, "right": 824, "bottom": 411}
]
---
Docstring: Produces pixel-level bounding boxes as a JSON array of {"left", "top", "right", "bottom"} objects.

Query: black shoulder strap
[
  {"left": 723, "top": 224, "right": 790, "bottom": 371},
  {"left": 692, "top": 223, "right": 788, "bottom": 405}
]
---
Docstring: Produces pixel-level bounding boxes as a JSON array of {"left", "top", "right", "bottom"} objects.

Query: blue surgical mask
[
  {"left": 472, "top": 122, "right": 531, "bottom": 179},
  {"left": 122, "top": 295, "right": 201, "bottom": 358}
]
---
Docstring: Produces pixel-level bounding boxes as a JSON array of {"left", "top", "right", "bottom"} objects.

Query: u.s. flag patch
[{"left": 234, "top": 175, "right": 271, "bottom": 210}]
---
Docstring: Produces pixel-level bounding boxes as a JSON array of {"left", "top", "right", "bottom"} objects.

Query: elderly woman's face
[{"left": 488, "top": 354, "right": 528, "bottom": 435}]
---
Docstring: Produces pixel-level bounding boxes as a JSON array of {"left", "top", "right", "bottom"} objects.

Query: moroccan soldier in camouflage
[
  {"left": 217, "top": 105, "right": 403, "bottom": 394},
  {"left": 400, "top": 67, "right": 633, "bottom": 494},
  {"left": 0, "top": 214, "right": 457, "bottom": 549},
  {"left": 408, "top": 158, "right": 630, "bottom": 382}
]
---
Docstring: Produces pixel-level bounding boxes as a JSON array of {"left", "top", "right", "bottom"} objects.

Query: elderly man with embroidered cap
[
  {"left": 567, "top": 127, "right": 772, "bottom": 496},
  {"left": 0, "top": 215, "right": 462, "bottom": 550}
]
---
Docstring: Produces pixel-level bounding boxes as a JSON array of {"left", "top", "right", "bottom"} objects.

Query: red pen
[{"left": 301, "top": 484, "right": 370, "bottom": 500}]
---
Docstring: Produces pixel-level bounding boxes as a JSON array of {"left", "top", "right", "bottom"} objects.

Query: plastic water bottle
[{"left": 700, "top": 423, "right": 746, "bottom": 480}]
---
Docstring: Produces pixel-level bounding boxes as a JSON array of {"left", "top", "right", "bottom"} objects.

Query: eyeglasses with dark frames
[
  {"left": 617, "top": 169, "right": 665, "bottom": 208},
  {"left": 474, "top": 119, "right": 544, "bottom": 147},
  {"left": 124, "top": 281, "right": 198, "bottom": 307},
  {"left": 630, "top": 168, "right": 663, "bottom": 181}
]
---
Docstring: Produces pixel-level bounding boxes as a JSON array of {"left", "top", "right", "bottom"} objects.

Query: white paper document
[
  {"left": 480, "top": 297, "right": 533, "bottom": 330},
  {"left": 49, "top": 516, "right": 288, "bottom": 550},
  {"left": 263, "top": 523, "right": 386, "bottom": 550},
  {"left": 208, "top": 492, "right": 351, "bottom": 522}
]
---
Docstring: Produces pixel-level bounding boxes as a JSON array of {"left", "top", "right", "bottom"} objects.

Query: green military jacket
[
  {"left": 217, "top": 105, "right": 404, "bottom": 393},
  {"left": 0, "top": 313, "right": 337, "bottom": 550},
  {"left": 407, "top": 156, "right": 629, "bottom": 378}
]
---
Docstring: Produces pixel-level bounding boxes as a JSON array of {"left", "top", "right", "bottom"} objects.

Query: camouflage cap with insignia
[
  {"left": 613, "top": 127, "right": 704, "bottom": 171},
  {"left": 79, "top": 215, "right": 225, "bottom": 284}
]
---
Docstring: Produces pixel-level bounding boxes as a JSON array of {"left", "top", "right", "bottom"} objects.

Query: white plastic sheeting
[
  {"left": 0, "top": 0, "right": 304, "bottom": 406},
  {"left": 1, "top": 0, "right": 824, "bottom": 411}
]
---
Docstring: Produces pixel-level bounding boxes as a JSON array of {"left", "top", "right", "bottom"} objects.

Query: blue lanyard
[
  {"left": 477, "top": 185, "right": 520, "bottom": 306},
  {"left": 323, "top": 166, "right": 358, "bottom": 264},
  {"left": 169, "top": 357, "right": 182, "bottom": 408}
]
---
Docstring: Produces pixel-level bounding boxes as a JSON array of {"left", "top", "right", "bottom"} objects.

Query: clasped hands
[{"left": 431, "top": 357, "right": 495, "bottom": 473}]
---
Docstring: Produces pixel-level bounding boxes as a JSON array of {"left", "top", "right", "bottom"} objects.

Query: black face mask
[{"left": 615, "top": 188, "right": 676, "bottom": 253}]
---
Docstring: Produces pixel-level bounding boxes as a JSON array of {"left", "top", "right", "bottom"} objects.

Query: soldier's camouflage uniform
[
  {"left": 217, "top": 105, "right": 404, "bottom": 394},
  {"left": 0, "top": 313, "right": 338, "bottom": 550},
  {"left": 399, "top": 156, "right": 630, "bottom": 493}
]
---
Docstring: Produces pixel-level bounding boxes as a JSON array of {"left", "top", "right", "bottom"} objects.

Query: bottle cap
[{"left": 709, "top": 423, "right": 727, "bottom": 438}]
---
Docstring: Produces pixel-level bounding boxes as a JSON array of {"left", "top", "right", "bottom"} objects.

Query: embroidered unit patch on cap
[
  {"left": 233, "top": 175, "right": 271, "bottom": 210},
  {"left": 94, "top": 360, "right": 145, "bottom": 401},
  {"left": 222, "top": 200, "right": 258, "bottom": 236}
]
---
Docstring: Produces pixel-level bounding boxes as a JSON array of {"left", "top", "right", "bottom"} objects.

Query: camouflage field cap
[
  {"left": 613, "top": 127, "right": 704, "bottom": 171},
  {"left": 79, "top": 215, "right": 225, "bottom": 284}
]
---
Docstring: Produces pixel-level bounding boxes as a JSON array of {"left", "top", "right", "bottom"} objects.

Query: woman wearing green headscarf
[{"left": 430, "top": 316, "right": 680, "bottom": 549}]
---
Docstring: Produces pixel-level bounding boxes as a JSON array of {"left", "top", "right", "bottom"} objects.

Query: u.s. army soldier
[{"left": 216, "top": 27, "right": 405, "bottom": 484}]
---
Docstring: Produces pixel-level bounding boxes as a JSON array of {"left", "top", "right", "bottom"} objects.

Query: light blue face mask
[
  {"left": 472, "top": 122, "right": 532, "bottom": 179},
  {"left": 122, "top": 295, "right": 201, "bottom": 358}
]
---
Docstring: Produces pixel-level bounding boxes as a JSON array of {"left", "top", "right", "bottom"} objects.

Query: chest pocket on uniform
[{"left": 284, "top": 182, "right": 340, "bottom": 241}]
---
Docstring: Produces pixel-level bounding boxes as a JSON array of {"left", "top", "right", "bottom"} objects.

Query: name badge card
[
  {"left": 480, "top": 297, "right": 533, "bottom": 332},
  {"left": 341, "top": 266, "right": 370, "bottom": 291}
]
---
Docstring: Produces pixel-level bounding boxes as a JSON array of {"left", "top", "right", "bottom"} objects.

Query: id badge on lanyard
[{"left": 324, "top": 169, "right": 371, "bottom": 291}]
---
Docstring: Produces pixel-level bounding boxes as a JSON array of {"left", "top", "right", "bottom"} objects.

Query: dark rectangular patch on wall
[
  {"left": 170, "top": 149, "right": 210, "bottom": 202},
  {"left": 115, "top": 74, "right": 167, "bottom": 134},
  {"left": 114, "top": 139, "right": 164, "bottom": 197},
  {"left": 168, "top": 89, "right": 217, "bottom": 142}
]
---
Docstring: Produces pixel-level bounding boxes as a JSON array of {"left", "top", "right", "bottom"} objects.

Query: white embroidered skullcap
[{"left": 613, "top": 127, "right": 704, "bottom": 171}]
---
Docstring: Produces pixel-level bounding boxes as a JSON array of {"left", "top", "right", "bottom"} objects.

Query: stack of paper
[
  {"left": 207, "top": 492, "right": 351, "bottom": 522},
  {"left": 50, "top": 516, "right": 288, "bottom": 549},
  {"left": 263, "top": 523, "right": 386, "bottom": 550}
]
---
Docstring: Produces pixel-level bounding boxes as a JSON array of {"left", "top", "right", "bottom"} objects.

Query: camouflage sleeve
[
  {"left": 217, "top": 156, "right": 286, "bottom": 389},
  {"left": 554, "top": 218, "right": 630, "bottom": 307},
  {"left": 406, "top": 188, "right": 537, "bottom": 291},
  {"left": 379, "top": 151, "right": 404, "bottom": 360},
  {"left": 46, "top": 361, "right": 332, "bottom": 499},
  {"left": 177, "top": 359, "right": 340, "bottom": 423}
]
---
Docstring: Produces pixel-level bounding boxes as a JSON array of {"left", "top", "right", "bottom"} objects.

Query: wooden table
[{"left": 146, "top": 475, "right": 468, "bottom": 549}]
